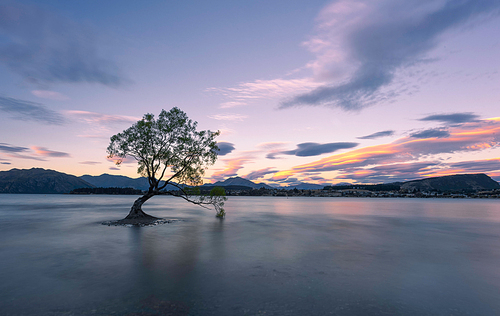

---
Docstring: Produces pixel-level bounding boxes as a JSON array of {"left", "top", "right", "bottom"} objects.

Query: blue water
[{"left": 0, "top": 195, "right": 499, "bottom": 315}]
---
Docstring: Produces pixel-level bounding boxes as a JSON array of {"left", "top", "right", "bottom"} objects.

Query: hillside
[
  {"left": 204, "top": 177, "right": 326, "bottom": 190},
  {"left": 400, "top": 173, "right": 500, "bottom": 192},
  {"left": 286, "top": 183, "right": 325, "bottom": 190},
  {"left": 80, "top": 174, "right": 181, "bottom": 191},
  {"left": 0, "top": 168, "right": 94, "bottom": 194},
  {"left": 80, "top": 174, "right": 151, "bottom": 190},
  {"left": 206, "top": 177, "right": 274, "bottom": 189}
]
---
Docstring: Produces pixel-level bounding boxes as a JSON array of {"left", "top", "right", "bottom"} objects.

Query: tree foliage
[
  {"left": 107, "top": 107, "right": 227, "bottom": 218},
  {"left": 209, "top": 186, "right": 226, "bottom": 218}
]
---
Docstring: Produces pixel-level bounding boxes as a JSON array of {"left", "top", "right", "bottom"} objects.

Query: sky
[{"left": 1, "top": 0, "right": 500, "bottom": 186}]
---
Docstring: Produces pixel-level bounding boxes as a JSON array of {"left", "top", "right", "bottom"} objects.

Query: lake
[{"left": 1, "top": 195, "right": 499, "bottom": 315}]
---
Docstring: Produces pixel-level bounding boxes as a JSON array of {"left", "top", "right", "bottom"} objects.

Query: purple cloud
[
  {"left": 269, "top": 142, "right": 358, "bottom": 158},
  {"left": 419, "top": 112, "right": 480, "bottom": 124},
  {"left": 0, "top": 143, "right": 29, "bottom": 153},
  {"left": 216, "top": 142, "right": 235, "bottom": 156},
  {"left": 0, "top": 96, "right": 65, "bottom": 125},
  {"left": 410, "top": 129, "right": 450, "bottom": 139},
  {"left": 0, "top": 3, "right": 125, "bottom": 86},
  {"left": 79, "top": 161, "right": 102, "bottom": 165},
  {"left": 358, "top": 130, "right": 395, "bottom": 140},
  {"left": 31, "top": 146, "right": 70, "bottom": 158},
  {"left": 281, "top": 0, "right": 500, "bottom": 110},
  {"left": 244, "top": 167, "right": 277, "bottom": 180}
]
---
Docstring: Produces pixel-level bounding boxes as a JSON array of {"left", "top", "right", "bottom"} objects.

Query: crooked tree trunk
[{"left": 124, "top": 192, "right": 158, "bottom": 220}]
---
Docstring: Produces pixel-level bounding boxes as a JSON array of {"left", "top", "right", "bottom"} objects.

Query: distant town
[
  {"left": 195, "top": 186, "right": 500, "bottom": 199},
  {"left": 71, "top": 183, "right": 500, "bottom": 199}
]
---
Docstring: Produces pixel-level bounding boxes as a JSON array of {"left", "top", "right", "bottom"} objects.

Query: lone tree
[{"left": 107, "top": 107, "right": 227, "bottom": 223}]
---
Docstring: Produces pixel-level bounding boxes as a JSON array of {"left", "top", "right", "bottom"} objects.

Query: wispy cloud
[
  {"left": 358, "top": 130, "right": 395, "bottom": 140},
  {"left": 257, "top": 142, "right": 290, "bottom": 150},
  {"left": 306, "top": 175, "right": 326, "bottom": 181},
  {"left": 410, "top": 128, "right": 450, "bottom": 139},
  {"left": 419, "top": 112, "right": 480, "bottom": 124},
  {"left": 257, "top": 142, "right": 291, "bottom": 160},
  {"left": 31, "top": 90, "right": 69, "bottom": 101},
  {"left": 67, "top": 110, "right": 138, "bottom": 125},
  {"left": 268, "top": 142, "right": 358, "bottom": 158},
  {"left": 335, "top": 161, "right": 440, "bottom": 183},
  {"left": 219, "top": 101, "right": 246, "bottom": 109},
  {"left": 79, "top": 161, "right": 102, "bottom": 165},
  {"left": 206, "top": 1, "right": 500, "bottom": 112},
  {"left": 0, "top": 142, "right": 51, "bottom": 161},
  {"left": 0, "top": 143, "right": 29, "bottom": 153},
  {"left": 243, "top": 167, "right": 278, "bottom": 181},
  {"left": 208, "top": 114, "right": 248, "bottom": 121},
  {"left": 210, "top": 157, "right": 253, "bottom": 182},
  {"left": 0, "top": 3, "right": 125, "bottom": 86},
  {"left": 66, "top": 110, "right": 139, "bottom": 138},
  {"left": 216, "top": 142, "right": 235, "bottom": 156},
  {"left": 31, "top": 146, "right": 70, "bottom": 158},
  {"left": 281, "top": 0, "right": 500, "bottom": 110},
  {"left": 0, "top": 143, "right": 45, "bottom": 161},
  {"left": 447, "top": 159, "right": 500, "bottom": 173},
  {"left": 76, "top": 135, "right": 107, "bottom": 139},
  {"left": 0, "top": 154, "right": 12, "bottom": 164},
  {"left": 0, "top": 95, "right": 65, "bottom": 125},
  {"left": 207, "top": 78, "right": 323, "bottom": 105},
  {"left": 271, "top": 177, "right": 302, "bottom": 186},
  {"left": 0, "top": 144, "right": 69, "bottom": 160}
]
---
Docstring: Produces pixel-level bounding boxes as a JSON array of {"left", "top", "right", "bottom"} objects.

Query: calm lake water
[{"left": 1, "top": 195, "right": 499, "bottom": 315}]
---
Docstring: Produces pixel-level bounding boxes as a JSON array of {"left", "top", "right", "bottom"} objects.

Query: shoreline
[{"left": 1, "top": 192, "right": 499, "bottom": 198}]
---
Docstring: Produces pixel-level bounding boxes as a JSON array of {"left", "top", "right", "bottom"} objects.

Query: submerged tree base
[{"left": 102, "top": 217, "right": 178, "bottom": 227}]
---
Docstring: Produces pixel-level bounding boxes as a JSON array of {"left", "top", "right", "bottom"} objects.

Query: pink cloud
[
  {"left": 67, "top": 110, "right": 138, "bottom": 125},
  {"left": 210, "top": 157, "right": 253, "bottom": 182},
  {"left": 207, "top": 78, "right": 323, "bottom": 103},
  {"left": 31, "top": 90, "right": 69, "bottom": 101},
  {"left": 208, "top": 114, "right": 248, "bottom": 121},
  {"left": 79, "top": 161, "right": 102, "bottom": 165},
  {"left": 31, "top": 146, "right": 70, "bottom": 158},
  {"left": 243, "top": 167, "right": 277, "bottom": 180}
]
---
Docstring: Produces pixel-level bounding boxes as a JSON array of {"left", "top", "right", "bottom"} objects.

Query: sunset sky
[{"left": 1, "top": 0, "right": 500, "bottom": 186}]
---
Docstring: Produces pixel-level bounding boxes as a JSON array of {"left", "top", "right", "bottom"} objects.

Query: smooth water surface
[{"left": 1, "top": 195, "right": 499, "bottom": 315}]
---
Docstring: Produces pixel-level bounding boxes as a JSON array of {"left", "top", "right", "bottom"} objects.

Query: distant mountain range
[
  {"left": 0, "top": 168, "right": 498, "bottom": 194},
  {"left": 0, "top": 168, "right": 94, "bottom": 194},
  {"left": 202, "top": 177, "right": 273, "bottom": 189},
  {"left": 202, "top": 177, "right": 324, "bottom": 190},
  {"left": 285, "top": 182, "right": 325, "bottom": 190},
  {"left": 80, "top": 174, "right": 182, "bottom": 191}
]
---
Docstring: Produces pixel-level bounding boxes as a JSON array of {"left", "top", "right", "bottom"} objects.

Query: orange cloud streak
[
  {"left": 31, "top": 146, "right": 70, "bottom": 158},
  {"left": 210, "top": 157, "right": 253, "bottom": 182},
  {"left": 272, "top": 119, "right": 500, "bottom": 181}
]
